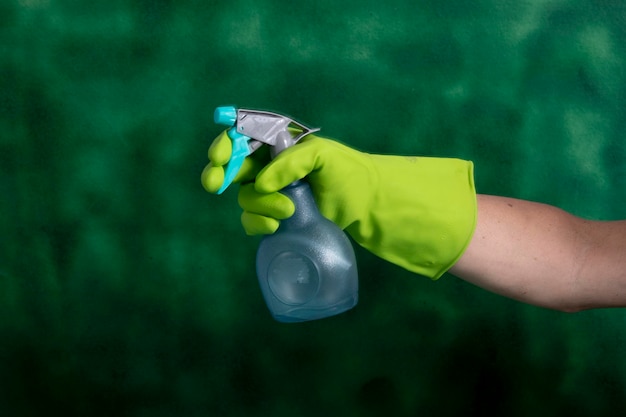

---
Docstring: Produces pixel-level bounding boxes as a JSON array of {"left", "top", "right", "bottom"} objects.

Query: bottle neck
[{"left": 279, "top": 181, "right": 319, "bottom": 230}]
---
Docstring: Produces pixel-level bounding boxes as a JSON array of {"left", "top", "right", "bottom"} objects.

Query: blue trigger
[{"left": 217, "top": 127, "right": 251, "bottom": 194}]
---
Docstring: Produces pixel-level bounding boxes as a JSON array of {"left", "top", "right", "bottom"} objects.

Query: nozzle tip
[{"left": 214, "top": 106, "right": 237, "bottom": 127}]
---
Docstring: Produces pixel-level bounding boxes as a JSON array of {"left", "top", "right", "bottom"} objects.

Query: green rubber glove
[
  {"left": 201, "top": 130, "right": 296, "bottom": 234},
  {"left": 202, "top": 133, "right": 477, "bottom": 280}
]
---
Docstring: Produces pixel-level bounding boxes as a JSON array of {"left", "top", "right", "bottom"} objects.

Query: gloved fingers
[
  {"left": 254, "top": 137, "right": 327, "bottom": 193},
  {"left": 238, "top": 183, "right": 295, "bottom": 220},
  {"left": 241, "top": 212, "right": 280, "bottom": 235},
  {"left": 207, "top": 130, "right": 232, "bottom": 167},
  {"left": 201, "top": 131, "right": 232, "bottom": 193},
  {"left": 202, "top": 132, "right": 272, "bottom": 194},
  {"left": 235, "top": 148, "right": 270, "bottom": 183},
  {"left": 201, "top": 163, "right": 224, "bottom": 193}
]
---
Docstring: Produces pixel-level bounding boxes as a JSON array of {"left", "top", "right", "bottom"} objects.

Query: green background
[{"left": 2, "top": 0, "right": 626, "bottom": 415}]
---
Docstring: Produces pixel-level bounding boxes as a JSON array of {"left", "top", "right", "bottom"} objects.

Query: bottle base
[{"left": 270, "top": 294, "right": 358, "bottom": 323}]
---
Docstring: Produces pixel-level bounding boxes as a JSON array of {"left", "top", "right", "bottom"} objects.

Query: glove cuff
[{"left": 348, "top": 155, "right": 477, "bottom": 280}]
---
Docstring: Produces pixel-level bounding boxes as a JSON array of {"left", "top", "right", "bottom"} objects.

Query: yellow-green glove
[
  {"left": 201, "top": 130, "right": 296, "bottom": 233},
  {"left": 202, "top": 134, "right": 477, "bottom": 280}
]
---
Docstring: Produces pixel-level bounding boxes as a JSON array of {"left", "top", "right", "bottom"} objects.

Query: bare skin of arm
[{"left": 449, "top": 195, "right": 626, "bottom": 312}]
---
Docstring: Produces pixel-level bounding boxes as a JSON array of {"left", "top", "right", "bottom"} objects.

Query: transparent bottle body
[{"left": 256, "top": 181, "right": 359, "bottom": 322}]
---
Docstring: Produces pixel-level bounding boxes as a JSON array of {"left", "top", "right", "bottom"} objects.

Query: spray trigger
[{"left": 213, "top": 106, "right": 320, "bottom": 194}]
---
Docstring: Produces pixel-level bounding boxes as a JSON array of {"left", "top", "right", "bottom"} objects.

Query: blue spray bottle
[{"left": 214, "top": 106, "right": 358, "bottom": 322}]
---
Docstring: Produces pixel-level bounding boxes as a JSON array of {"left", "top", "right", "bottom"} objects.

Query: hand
[
  {"left": 201, "top": 130, "right": 296, "bottom": 233},
  {"left": 209, "top": 133, "right": 477, "bottom": 279},
  {"left": 201, "top": 130, "right": 262, "bottom": 192}
]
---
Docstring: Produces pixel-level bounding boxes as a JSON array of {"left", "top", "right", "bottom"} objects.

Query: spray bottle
[{"left": 214, "top": 106, "right": 358, "bottom": 322}]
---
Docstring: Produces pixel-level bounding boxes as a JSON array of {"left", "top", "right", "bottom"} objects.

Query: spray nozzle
[{"left": 213, "top": 106, "right": 320, "bottom": 194}]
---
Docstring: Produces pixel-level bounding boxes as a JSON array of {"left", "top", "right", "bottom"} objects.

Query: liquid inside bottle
[{"left": 256, "top": 181, "right": 359, "bottom": 322}]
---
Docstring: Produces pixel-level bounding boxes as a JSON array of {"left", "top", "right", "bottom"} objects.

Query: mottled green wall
[{"left": 2, "top": 0, "right": 626, "bottom": 416}]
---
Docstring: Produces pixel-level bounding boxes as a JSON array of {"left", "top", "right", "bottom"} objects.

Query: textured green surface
[{"left": 2, "top": 0, "right": 626, "bottom": 415}]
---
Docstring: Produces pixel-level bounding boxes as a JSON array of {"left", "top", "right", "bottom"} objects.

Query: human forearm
[{"left": 450, "top": 195, "right": 626, "bottom": 312}]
